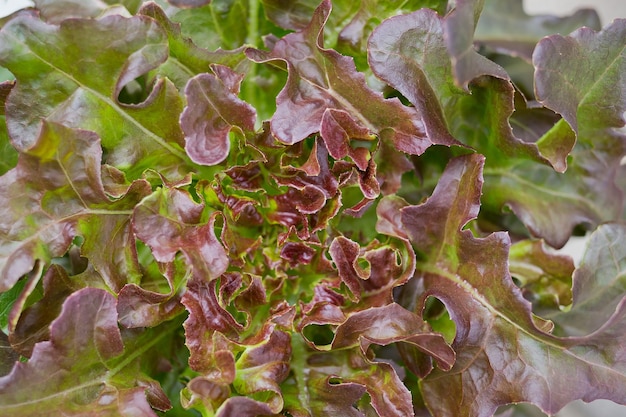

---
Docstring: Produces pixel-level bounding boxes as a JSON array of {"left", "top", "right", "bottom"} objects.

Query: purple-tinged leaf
[
  {"left": 139, "top": 2, "right": 248, "bottom": 90},
  {"left": 0, "top": 122, "right": 150, "bottom": 292},
  {"left": 247, "top": 0, "right": 431, "bottom": 155},
  {"left": 281, "top": 241, "right": 317, "bottom": 266},
  {"left": 475, "top": 0, "right": 601, "bottom": 61},
  {"left": 0, "top": 288, "right": 160, "bottom": 416},
  {"left": 215, "top": 396, "right": 275, "bottom": 417},
  {"left": 9, "top": 265, "right": 74, "bottom": 356},
  {"left": 132, "top": 186, "right": 229, "bottom": 281},
  {"left": 182, "top": 278, "right": 242, "bottom": 373},
  {"left": 534, "top": 19, "right": 626, "bottom": 138},
  {"left": 0, "top": 10, "right": 188, "bottom": 179},
  {"left": 368, "top": 9, "right": 460, "bottom": 147},
  {"left": 520, "top": 21, "right": 626, "bottom": 245},
  {"left": 375, "top": 140, "right": 414, "bottom": 195},
  {"left": 548, "top": 224, "right": 626, "bottom": 337},
  {"left": 118, "top": 283, "right": 185, "bottom": 328},
  {"left": 369, "top": 9, "right": 570, "bottom": 171},
  {"left": 321, "top": 109, "right": 373, "bottom": 171},
  {"left": 375, "top": 195, "right": 409, "bottom": 240},
  {"left": 443, "top": 0, "right": 509, "bottom": 89},
  {"left": 397, "top": 154, "right": 626, "bottom": 416},
  {"left": 181, "top": 376, "right": 231, "bottom": 414},
  {"left": 332, "top": 303, "right": 454, "bottom": 373},
  {"left": 117, "top": 252, "right": 188, "bottom": 328},
  {"left": 181, "top": 66, "right": 257, "bottom": 166},
  {"left": 233, "top": 329, "right": 291, "bottom": 413},
  {"left": 329, "top": 236, "right": 368, "bottom": 300}
]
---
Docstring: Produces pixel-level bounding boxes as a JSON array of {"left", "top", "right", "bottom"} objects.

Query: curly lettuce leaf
[
  {"left": 0, "top": 288, "right": 167, "bottom": 416},
  {"left": 181, "top": 65, "right": 257, "bottom": 165},
  {"left": 0, "top": 10, "right": 189, "bottom": 179},
  {"left": 396, "top": 154, "right": 626, "bottom": 416},
  {"left": 132, "top": 183, "right": 229, "bottom": 281},
  {"left": 484, "top": 19, "right": 626, "bottom": 247},
  {"left": 247, "top": 0, "right": 431, "bottom": 155},
  {"left": 0, "top": 121, "right": 150, "bottom": 292}
]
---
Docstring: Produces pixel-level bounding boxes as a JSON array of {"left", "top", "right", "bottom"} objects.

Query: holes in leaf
[
  {"left": 328, "top": 376, "right": 342, "bottom": 385},
  {"left": 51, "top": 236, "right": 87, "bottom": 275},
  {"left": 423, "top": 296, "right": 456, "bottom": 344},
  {"left": 118, "top": 75, "right": 151, "bottom": 105},
  {"left": 302, "top": 324, "right": 335, "bottom": 347}
]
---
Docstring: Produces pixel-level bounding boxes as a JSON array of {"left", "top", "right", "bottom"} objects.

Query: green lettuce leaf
[
  {"left": 0, "top": 288, "right": 168, "bottom": 416},
  {"left": 0, "top": 121, "right": 150, "bottom": 292},
  {"left": 0, "top": 10, "right": 189, "bottom": 179},
  {"left": 476, "top": 0, "right": 601, "bottom": 60}
]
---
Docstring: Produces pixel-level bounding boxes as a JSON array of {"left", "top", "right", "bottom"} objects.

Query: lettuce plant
[{"left": 0, "top": 0, "right": 625, "bottom": 416}]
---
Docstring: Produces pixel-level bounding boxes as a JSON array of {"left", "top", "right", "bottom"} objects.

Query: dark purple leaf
[
  {"left": 247, "top": 0, "right": 431, "bottom": 155},
  {"left": 332, "top": 303, "right": 454, "bottom": 372},
  {"left": 182, "top": 278, "right": 242, "bottom": 373}
]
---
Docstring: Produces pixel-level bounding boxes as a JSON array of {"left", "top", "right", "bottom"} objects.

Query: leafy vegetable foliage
[{"left": 0, "top": 0, "right": 625, "bottom": 416}]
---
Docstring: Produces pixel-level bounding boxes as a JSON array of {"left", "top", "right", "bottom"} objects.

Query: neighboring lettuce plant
[{"left": 1, "top": 0, "right": 625, "bottom": 416}]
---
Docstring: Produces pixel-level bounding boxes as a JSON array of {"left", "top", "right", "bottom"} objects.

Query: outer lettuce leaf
[
  {"left": 0, "top": 288, "right": 163, "bottom": 416},
  {"left": 484, "top": 19, "right": 626, "bottom": 247},
  {"left": 369, "top": 8, "right": 625, "bottom": 248},
  {"left": 139, "top": 2, "right": 248, "bottom": 91},
  {"left": 548, "top": 224, "right": 626, "bottom": 337},
  {"left": 443, "top": 0, "right": 509, "bottom": 89},
  {"left": 368, "top": 8, "right": 570, "bottom": 169},
  {"left": 247, "top": 0, "right": 432, "bottom": 155},
  {"left": 0, "top": 10, "right": 189, "bottom": 179},
  {"left": 534, "top": 19, "right": 626, "bottom": 139},
  {"left": 0, "top": 121, "right": 150, "bottom": 292},
  {"left": 475, "top": 0, "right": 601, "bottom": 61},
  {"left": 396, "top": 154, "right": 626, "bottom": 416}
]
